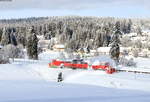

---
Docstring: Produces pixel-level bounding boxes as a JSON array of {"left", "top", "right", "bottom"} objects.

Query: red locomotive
[{"left": 92, "top": 62, "right": 116, "bottom": 74}]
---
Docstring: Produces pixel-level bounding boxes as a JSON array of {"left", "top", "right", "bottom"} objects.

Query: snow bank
[
  {"left": 0, "top": 64, "right": 43, "bottom": 81},
  {"left": 135, "top": 57, "right": 150, "bottom": 68}
]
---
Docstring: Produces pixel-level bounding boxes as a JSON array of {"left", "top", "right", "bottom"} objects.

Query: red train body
[
  {"left": 49, "top": 59, "right": 88, "bottom": 69},
  {"left": 49, "top": 59, "right": 116, "bottom": 74}
]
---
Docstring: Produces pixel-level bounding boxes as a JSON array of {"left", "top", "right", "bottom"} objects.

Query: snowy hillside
[{"left": 1, "top": 63, "right": 150, "bottom": 102}]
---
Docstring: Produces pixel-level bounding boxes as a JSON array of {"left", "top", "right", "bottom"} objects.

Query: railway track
[{"left": 116, "top": 69, "right": 150, "bottom": 74}]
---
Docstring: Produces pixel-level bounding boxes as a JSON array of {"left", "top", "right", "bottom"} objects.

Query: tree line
[
  {"left": 0, "top": 16, "right": 148, "bottom": 63},
  {"left": 0, "top": 16, "right": 133, "bottom": 48}
]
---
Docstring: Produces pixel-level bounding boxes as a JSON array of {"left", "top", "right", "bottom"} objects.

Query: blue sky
[{"left": 0, "top": 0, "right": 149, "bottom": 19}]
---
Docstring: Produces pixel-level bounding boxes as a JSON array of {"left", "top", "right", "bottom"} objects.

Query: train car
[
  {"left": 49, "top": 59, "right": 116, "bottom": 74},
  {"left": 92, "top": 62, "right": 110, "bottom": 70},
  {"left": 49, "top": 59, "right": 88, "bottom": 69},
  {"left": 91, "top": 62, "right": 116, "bottom": 74},
  {"left": 49, "top": 60, "right": 65, "bottom": 68}
]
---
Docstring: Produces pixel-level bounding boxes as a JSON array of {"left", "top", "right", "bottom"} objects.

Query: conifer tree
[
  {"left": 0, "top": 28, "right": 2, "bottom": 42},
  {"left": 109, "top": 22, "right": 121, "bottom": 64},
  {"left": 27, "top": 26, "right": 38, "bottom": 60},
  {"left": 10, "top": 28, "right": 17, "bottom": 46},
  {"left": 0, "top": 28, "right": 11, "bottom": 46}
]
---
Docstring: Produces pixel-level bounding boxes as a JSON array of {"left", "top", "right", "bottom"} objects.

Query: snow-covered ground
[
  {"left": 1, "top": 64, "right": 150, "bottom": 102},
  {"left": 135, "top": 57, "right": 150, "bottom": 68},
  {"left": 33, "top": 64, "right": 150, "bottom": 92},
  {"left": 117, "top": 57, "right": 150, "bottom": 73},
  {"left": 1, "top": 50, "right": 150, "bottom": 102}
]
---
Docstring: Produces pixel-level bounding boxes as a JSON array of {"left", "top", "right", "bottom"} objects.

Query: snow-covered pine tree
[
  {"left": 27, "top": 26, "right": 38, "bottom": 60},
  {"left": 0, "top": 28, "right": 2, "bottom": 42},
  {"left": 109, "top": 21, "right": 121, "bottom": 64},
  {"left": 10, "top": 30, "right": 18, "bottom": 46},
  {"left": 32, "top": 33, "right": 38, "bottom": 59},
  {"left": 136, "top": 26, "right": 142, "bottom": 36},
  {"left": 16, "top": 27, "right": 27, "bottom": 47},
  {"left": 0, "top": 28, "right": 11, "bottom": 46}
]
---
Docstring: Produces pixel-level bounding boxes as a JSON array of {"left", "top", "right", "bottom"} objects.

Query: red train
[
  {"left": 49, "top": 59, "right": 116, "bottom": 74},
  {"left": 49, "top": 59, "right": 88, "bottom": 69}
]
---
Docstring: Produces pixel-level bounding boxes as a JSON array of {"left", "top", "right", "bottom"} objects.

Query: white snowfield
[
  {"left": 117, "top": 57, "right": 150, "bottom": 73},
  {"left": 1, "top": 64, "right": 150, "bottom": 102}
]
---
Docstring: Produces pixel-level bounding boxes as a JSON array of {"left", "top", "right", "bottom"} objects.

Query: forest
[{"left": 0, "top": 16, "right": 150, "bottom": 63}]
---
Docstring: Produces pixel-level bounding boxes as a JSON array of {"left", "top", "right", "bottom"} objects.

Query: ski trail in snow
[{"left": 110, "top": 81, "right": 122, "bottom": 88}]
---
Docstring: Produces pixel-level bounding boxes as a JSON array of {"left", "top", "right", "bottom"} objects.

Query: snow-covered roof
[
  {"left": 90, "top": 50, "right": 97, "bottom": 53},
  {"left": 97, "top": 47, "right": 131, "bottom": 53},
  {"left": 97, "top": 47, "right": 110, "bottom": 52},
  {"left": 54, "top": 44, "right": 65, "bottom": 49},
  {"left": 120, "top": 47, "right": 132, "bottom": 52},
  {"left": 37, "top": 35, "right": 44, "bottom": 40}
]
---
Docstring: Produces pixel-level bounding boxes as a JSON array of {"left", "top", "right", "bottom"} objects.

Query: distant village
[{"left": 38, "top": 30, "right": 150, "bottom": 59}]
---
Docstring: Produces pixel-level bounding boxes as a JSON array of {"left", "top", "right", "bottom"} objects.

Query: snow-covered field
[
  {"left": 1, "top": 50, "right": 150, "bottom": 102},
  {"left": 1, "top": 63, "right": 150, "bottom": 102}
]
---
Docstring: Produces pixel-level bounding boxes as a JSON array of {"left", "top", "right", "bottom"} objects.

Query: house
[
  {"left": 97, "top": 47, "right": 131, "bottom": 56},
  {"left": 97, "top": 47, "right": 110, "bottom": 55},
  {"left": 38, "top": 40, "right": 50, "bottom": 50},
  {"left": 53, "top": 44, "right": 65, "bottom": 52}
]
